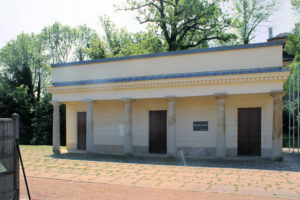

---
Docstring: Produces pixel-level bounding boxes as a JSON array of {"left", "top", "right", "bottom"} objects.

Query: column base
[
  {"left": 216, "top": 148, "right": 226, "bottom": 158},
  {"left": 167, "top": 151, "right": 177, "bottom": 157},
  {"left": 53, "top": 148, "right": 61, "bottom": 155},
  {"left": 124, "top": 152, "right": 133, "bottom": 156},
  {"left": 272, "top": 156, "right": 283, "bottom": 162}
]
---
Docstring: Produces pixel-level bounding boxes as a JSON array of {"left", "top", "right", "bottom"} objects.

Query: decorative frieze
[{"left": 47, "top": 72, "right": 289, "bottom": 94}]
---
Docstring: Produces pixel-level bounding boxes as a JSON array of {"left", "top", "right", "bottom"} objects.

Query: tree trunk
[{"left": 37, "top": 70, "right": 41, "bottom": 103}]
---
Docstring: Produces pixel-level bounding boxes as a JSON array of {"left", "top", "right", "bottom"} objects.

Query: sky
[{"left": 0, "top": 0, "right": 298, "bottom": 48}]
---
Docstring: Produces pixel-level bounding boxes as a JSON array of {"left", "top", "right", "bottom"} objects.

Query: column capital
[
  {"left": 215, "top": 93, "right": 227, "bottom": 100},
  {"left": 83, "top": 99, "right": 95, "bottom": 104},
  {"left": 50, "top": 101, "right": 62, "bottom": 107},
  {"left": 166, "top": 96, "right": 177, "bottom": 102},
  {"left": 122, "top": 98, "right": 134, "bottom": 104},
  {"left": 269, "top": 91, "right": 285, "bottom": 99}
]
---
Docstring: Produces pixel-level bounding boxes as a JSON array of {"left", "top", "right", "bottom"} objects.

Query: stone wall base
[
  {"left": 261, "top": 148, "right": 272, "bottom": 158},
  {"left": 67, "top": 145, "right": 273, "bottom": 159},
  {"left": 93, "top": 144, "right": 124, "bottom": 155},
  {"left": 133, "top": 146, "right": 149, "bottom": 155}
]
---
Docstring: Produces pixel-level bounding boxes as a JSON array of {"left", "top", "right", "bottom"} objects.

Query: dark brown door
[
  {"left": 149, "top": 111, "right": 167, "bottom": 154},
  {"left": 238, "top": 108, "right": 261, "bottom": 156},
  {"left": 77, "top": 112, "right": 86, "bottom": 150}
]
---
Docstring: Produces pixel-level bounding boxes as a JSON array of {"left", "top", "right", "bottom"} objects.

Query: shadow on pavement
[{"left": 49, "top": 150, "right": 300, "bottom": 172}]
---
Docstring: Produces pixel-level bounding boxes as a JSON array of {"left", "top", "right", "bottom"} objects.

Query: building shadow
[{"left": 49, "top": 151, "right": 300, "bottom": 172}]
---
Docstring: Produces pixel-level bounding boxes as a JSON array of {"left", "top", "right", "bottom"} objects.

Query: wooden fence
[{"left": 0, "top": 114, "right": 19, "bottom": 200}]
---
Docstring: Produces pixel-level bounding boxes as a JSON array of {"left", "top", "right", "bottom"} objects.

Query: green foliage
[
  {"left": 31, "top": 93, "right": 53, "bottom": 145},
  {"left": 42, "top": 22, "right": 78, "bottom": 64},
  {"left": 121, "top": 0, "right": 235, "bottom": 51},
  {"left": 112, "top": 30, "right": 166, "bottom": 56},
  {"left": 42, "top": 22, "right": 108, "bottom": 63},
  {"left": 286, "top": 24, "right": 300, "bottom": 62},
  {"left": 99, "top": 16, "right": 166, "bottom": 57},
  {"left": 0, "top": 33, "right": 35, "bottom": 101},
  {"left": 282, "top": 63, "right": 300, "bottom": 137},
  {"left": 0, "top": 32, "right": 52, "bottom": 144},
  {"left": 74, "top": 25, "right": 99, "bottom": 61},
  {"left": 282, "top": 26, "right": 300, "bottom": 136},
  {"left": 100, "top": 16, "right": 123, "bottom": 56},
  {"left": 291, "top": 0, "right": 300, "bottom": 13},
  {"left": 87, "top": 37, "right": 107, "bottom": 60},
  {"left": 0, "top": 83, "right": 33, "bottom": 144},
  {"left": 232, "top": 0, "right": 280, "bottom": 44}
]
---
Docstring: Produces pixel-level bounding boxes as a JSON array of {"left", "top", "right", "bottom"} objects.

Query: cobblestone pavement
[{"left": 20, "top": 146, "right": 300, "bottom": 199}]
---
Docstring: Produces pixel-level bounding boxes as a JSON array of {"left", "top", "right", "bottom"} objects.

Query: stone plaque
[{"left": 193, "top": 121, "right": 208, "bottom": 131}]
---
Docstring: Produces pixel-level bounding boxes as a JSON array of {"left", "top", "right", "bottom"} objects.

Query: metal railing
[{"left": 286, "top": 64, "right": 300, "bottom": 155}]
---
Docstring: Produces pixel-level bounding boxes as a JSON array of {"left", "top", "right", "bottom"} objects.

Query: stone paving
[{"left": 20, "top": 145, "right": 300, "bottom": 199}]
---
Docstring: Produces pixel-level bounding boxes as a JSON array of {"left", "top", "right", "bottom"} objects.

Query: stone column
[
  {"left": 167, "top": 97, "right": 177, "bottom": 157},
  {"left": 270, "top": 91, "right": 285, "bottom": 161},
  {"left": 215, "top": 94, "right": 227, "bottom": 158},
  {"left": 85, "top": 100, "right": 94, "bottom": 152},
  {"left": 51, "top": 101, "right": 61, "bottom": 154},
  {"left": 123, "top": 98, "right": 133, "bottom": 155}
]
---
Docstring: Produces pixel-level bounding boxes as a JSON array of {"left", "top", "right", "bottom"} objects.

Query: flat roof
[{"left": 51, "top": 41, "right": 284, "bottom": 68}]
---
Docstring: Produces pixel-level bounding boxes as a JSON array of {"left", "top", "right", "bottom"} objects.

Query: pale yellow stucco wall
[
  {"left": 52, "top": 46, "right": 282, "bottom": 83},
  {"left": 65, "top": 102, "right": 86, "bottom": 150},
  {"left": 176, "top": 96, "right": 217, "bottom": 148},
  {"left": 225, "top": 94, "right": 273, "bottom": 157},
  {"left": 93, "top": 100, "right": 124, "bottom": 146},
  {"left": 65, "top": 93, "right": 273, "bottom": 157},
  {"left": 132, "top": 99, "right": 168, "bottom": 147}
]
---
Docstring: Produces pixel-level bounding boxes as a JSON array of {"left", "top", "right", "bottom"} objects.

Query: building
[
  {"left": 48, "top": 41, "right": 289, "bottom": 160},
  {"left": 267, "top": 28, "right": 294, "bottom": 66}
]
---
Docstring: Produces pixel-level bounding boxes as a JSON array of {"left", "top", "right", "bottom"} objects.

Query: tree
[
  {"left": 291, "top": 0, "right": 300, "bottom": 13},
  {"left": 120, "top": 0, "right": 235, "bottom": 51},
  {"left": 42, "top": 22, "right": 78, "bottom": 64},
  {"left": 100, "top": 16, "right": 123, "bottom": 56},
  {"left": 32, "top": 34, "right": 51, "bottom": 102},
  {"left": 99, "top": 16, "right": 166, "bottom": 57},
  {"left": 1, "top": 33, "right": 36, "bottom": 103},
  {"left": 0, "top": 82, "right": 33, "bottom": 144},
  {"left": 129, "top": 30, "right": 166, "bottom": 54},
  {"left": 286, "top": 24, "right": 300, "bottom": 62},
  {"left": 232, "top": 0, "right": 280, "bottom": 44},
  {"left": 0, "top": 33, "right": 52, "bottom": 144},
  {"left": 87, "top": 37, "right": 107, "bottom": 60},
  {"left": 74, "top": 25, "right": 99, "bottom": 61}
]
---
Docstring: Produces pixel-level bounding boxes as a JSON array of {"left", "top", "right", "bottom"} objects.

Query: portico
[{"left": 48, "top": 41, "right": 289, "bottom": 160}]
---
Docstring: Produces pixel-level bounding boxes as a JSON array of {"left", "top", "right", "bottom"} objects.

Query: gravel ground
[{"left": 18, "top": 145, "right": 300, "bottom": 200}]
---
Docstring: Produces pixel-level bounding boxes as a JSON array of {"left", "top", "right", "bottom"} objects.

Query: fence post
[
  {"left": 289, "top": 77, "right": 291, "bottom": 152},
  {"left": 12, "top": 113, "right": 19, "bottom": 200},
  {"left": 297, "top": 64, "right": 300, "bottom": 155}
]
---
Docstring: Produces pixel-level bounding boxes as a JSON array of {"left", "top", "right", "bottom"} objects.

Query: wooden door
[
  {"left": 238, "top": 108, "right": 261, "bottom": 156},
  {"left": 77, "top": 112, "right": 86, "bottom": 150},
  {"left": 149, "top": 111, "right": 167, "bottom": 154}
]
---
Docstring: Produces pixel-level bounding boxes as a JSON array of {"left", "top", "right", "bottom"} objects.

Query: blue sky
[{"left": 0, "top": 0, "right": 298, "bottom": 48}]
